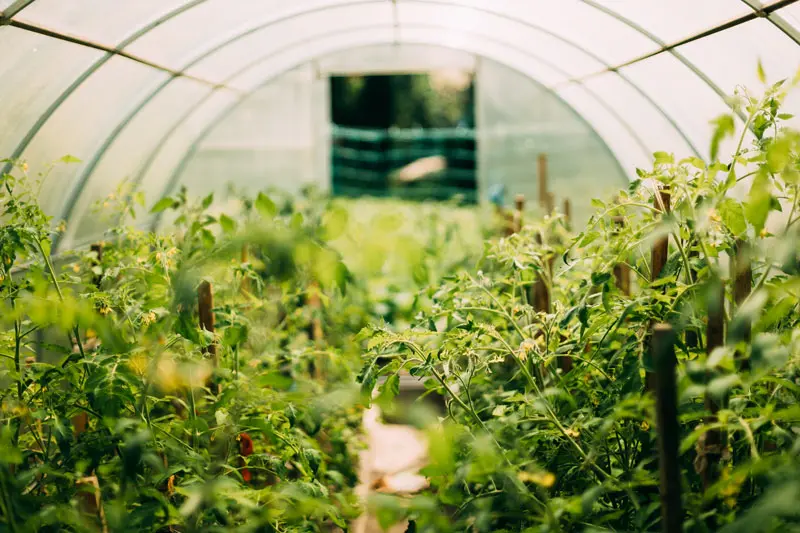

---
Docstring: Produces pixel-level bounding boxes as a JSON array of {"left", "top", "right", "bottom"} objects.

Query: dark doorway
[{"left": 329, "top": 72, "right": 477, "bottom": 203}]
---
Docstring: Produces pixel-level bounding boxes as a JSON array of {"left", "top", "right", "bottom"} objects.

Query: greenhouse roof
[{"left": 2, "top": 0, "right": 800, "bottom": 250}]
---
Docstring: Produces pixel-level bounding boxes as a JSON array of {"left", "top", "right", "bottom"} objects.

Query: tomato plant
[{"left": 360, "top": 80, "right": 800, "bottom": 532}]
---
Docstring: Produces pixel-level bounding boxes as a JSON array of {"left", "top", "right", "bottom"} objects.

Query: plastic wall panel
[
  {"left": 125, "top": 0, "right": 363, "bottom": 71},
  {"left": 0, "top": 26, "right": 103, "bottom": 160},
  {"left": 227, "top": 28, "right": 393, "bottom": 91},
  {"left": 478, "top": 59, "right": 628, "bottom": 226},
  {"left": 588, "top": 0, "right": 748, "bottom": 43},
  {"left": 620, "top": 53, "right": 745, "bottom": 161},
  {"left": 18, "top": 57, "right": 170, "bottom": 221},
  {"left": 678, "top": 18, "right": 800, "bottom": 129},
  {"left": 396, "top": 2, "right": 604, "bottom": 77},
  {"left": 11, "top": 0, "right": 192, "bottom": 45},
  {"left": 555, "top": 82, "right": 651, "bottom": 179},
  {"left": 582, "top": 72, "right": 694, "bottom": 158},
  {"left": 63, "top": 79, "right": 214, "bottom": 249},
  {"left": 443, "top": 0, "right": 657, "bottom": 64},
  {"left": 399, "top": 26, "right": 569, "bottom": 86},
  {"left": 137, "top": 90, "right": 239, "bottom": 212},
  {"left": 318, "top": 43, "right": 476, "bottom": 74},
  {"left": 185, "top": 4, "right": 393, "bottom": 82},
  {"left": 179, "top": 64, "right": 326, "bottom": 202}
]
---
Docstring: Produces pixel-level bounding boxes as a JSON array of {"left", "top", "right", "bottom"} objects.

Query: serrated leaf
[
  {"left": 718, "top": 198, "right": 747, "bottom": 236},
  {"left": 653, "top": 151, "right": 674, "bottom": 165},
  {"left": 219, "top": 213, "right": 236, "bottom": 234},
  {"left": 255, "top": 192, "right": 277, "bottom": 218},
  {"left": 150, "top": 197, "right": 175, "bottom": 214}
]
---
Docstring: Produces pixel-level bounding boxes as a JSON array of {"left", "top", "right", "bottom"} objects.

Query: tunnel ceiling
[{"left": 2, "top": 0, "right": 800, "bottom": 251}]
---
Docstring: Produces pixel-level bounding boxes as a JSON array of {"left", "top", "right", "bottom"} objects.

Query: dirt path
[{"left": 351, "top": 407, "right": 429, "bottom": 533}]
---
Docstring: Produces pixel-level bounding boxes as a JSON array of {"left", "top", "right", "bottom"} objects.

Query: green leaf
[
  {"left": 766, "top": 135, "right": 792, "bottom": 173},
  {"left": 710, "top": 114, "right": 735, "bottom": 161},
  {"left": 744, "top": 172, "right": 773, "bottom": 234},
  {"left": 653, "top": 151, "right": 674, "bottom": 165},
  {"left": 255, "top": 192, "right": 277, "bottom": 218},
  {"left": 757, "top": 59, "right": 767, "bottom": 84},
  {"left": 376, "top": 374, "right": 400, "bottom": 410},
  {"left": 219, "top": 213, "right": 237, "bottom": 234},
  {"left": 718, "top": 198, "right": 747, "bottom": 236},
  {"left": 60, "top": 155, "right": 81, "bottom": 164},
  {"left": 150, "top": 197, "right": 175, "bottom": 213},
  {"left": 200, "top": 193, "right": 214, "bottom": 209}
]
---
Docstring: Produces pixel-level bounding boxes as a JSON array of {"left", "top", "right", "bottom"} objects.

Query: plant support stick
[{"left": 652, "top": 324, "right": 683, "bottom": 533}]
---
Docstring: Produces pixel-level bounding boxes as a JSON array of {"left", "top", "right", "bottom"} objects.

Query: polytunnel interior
[{"left": 2, "top": 0, "right": 800, "bottom": 252}]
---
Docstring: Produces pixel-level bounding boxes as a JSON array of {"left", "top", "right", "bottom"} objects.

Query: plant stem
[{"left": 35, "top": 239, "right": 86, "bottom": 360}]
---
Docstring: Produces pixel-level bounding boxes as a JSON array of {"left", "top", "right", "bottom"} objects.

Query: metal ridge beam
[
  {"left": 0, "top": 0, "right": 212, "bottom": 179},
  {"left": 571, "top": 0, "right": 800, "bottom": 83}
]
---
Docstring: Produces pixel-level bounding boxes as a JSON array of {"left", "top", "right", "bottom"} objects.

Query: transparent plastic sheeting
[{"left": 0, "top": 0, "right": 799, "bottom": 249}]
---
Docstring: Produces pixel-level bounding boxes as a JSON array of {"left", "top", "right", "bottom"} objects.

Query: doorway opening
[{"left": 329, "top": 71, "right": 477, "bottom": 203}]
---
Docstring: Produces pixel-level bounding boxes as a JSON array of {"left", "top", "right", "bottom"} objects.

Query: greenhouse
[{"left": 1, "top": 1, "right": 799, "bottom": 532}]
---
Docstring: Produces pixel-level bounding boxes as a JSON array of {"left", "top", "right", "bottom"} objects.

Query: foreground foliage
[
  {"left": 0, "top": 171, "right": 483, "bottom": 532},
  {"left": 360, "top": 80, "right": 800, "bottom": 531}
]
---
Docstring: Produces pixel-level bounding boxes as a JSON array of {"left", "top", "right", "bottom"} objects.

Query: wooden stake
[
  {"left": 537, "top": 154, "right": 552, "bottom": 213},
  {"left": 563, "top": 198, "right": 572, "bottom": 229},
  {"left": 76, "top": 474, "right": 108, "bottom": 533},
  {"left": 732, "top": 239, "right": 753, "bottom": 372},
  {"left": 647, "top": 188, "right": 671, "bottom": 391},
  {"left": 513, "top": 194, "right": 525, "bottom": 233},
  {"left": 612, "top": 216, "right": 630, "bottom": 295},
  {"left": 699, "top": 282, "right": 726, "bottom": 494},
  {"left": 198, "top": 281, "right": 218, "bottom": 392},
  {"left": 652, "top": 324, "right": 683, "bottom": 533},
  {"left": 651, "top": 188, "right": 671, "bottom": 281}
]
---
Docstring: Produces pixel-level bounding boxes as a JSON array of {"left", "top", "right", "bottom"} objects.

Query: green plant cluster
[
  {"left": 360, "top": 80, "right": 800, "bottom": 531},
  {"left": 0, "top": 161, "right": 488, "bottom": 532}
]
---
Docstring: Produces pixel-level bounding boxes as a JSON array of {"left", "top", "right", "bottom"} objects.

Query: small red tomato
[{"left": 239, "top": 433, "right": 254, "bottom": 456}]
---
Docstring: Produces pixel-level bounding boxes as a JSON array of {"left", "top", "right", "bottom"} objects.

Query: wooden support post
[
  {"left": 563, "top": 198, "right": 571, "bottom": 229},
  {"left": 651, "top": 188, "right": 671, "bottom": 281},
  {"left": 513, "top": 194, "right": 525, "bottom": 233},
  {"left": 732, "top": 239, "right": 753, "bottom": 371},
  {"left": 612, "top": 216, "right": 630, "bottom": 295},
  {"left": 652, "top": 324, "right": 683, "bottom": 533},
  {"left": 699, "top": 282, "right": 726, "bottom": 494},
  {"left": 198, "top": 280, "right": 218, "bottom": 392},
  {"left": 537, "top": 154, "right": 553, "bottom": 213},
  {"left": 647, "top": 188, "right": 671, "bottom": 391},
  {"left": 76, "top": 474, "right": 109, "bottom": 533}
]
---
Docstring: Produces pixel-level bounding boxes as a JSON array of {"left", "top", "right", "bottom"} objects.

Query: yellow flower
[
  {"left": 641, "top": 420, "right": 651, "bottom": 431},
  {"left": 725, "top": 497, "right": 737, "bottom": 508},
  {"left": 128, "top": 354, "right": 148, "bottom": 376},
  {"left": 21, "top": 162, "right": 28, "bottom": 172},
  {"left": 565, "top": 428, "right": 580, "bottom": 438},
  {"left": 759, "top": 228, "right": 768, "bottom": 238},
  {"left": 72, "top": 264, "right": 80, "bottom": 273},
  {"left": 141, "top": 311, "right": 157, "bottom": 326},
  {"left": 99, "top": 305, "right": 112, "bottom": 316},
  {"left": 708, "top": 209, "right": 721, "bottom": 223},
  {"left": 518, "top": 470, "right": 556, "bottom": 488}
]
